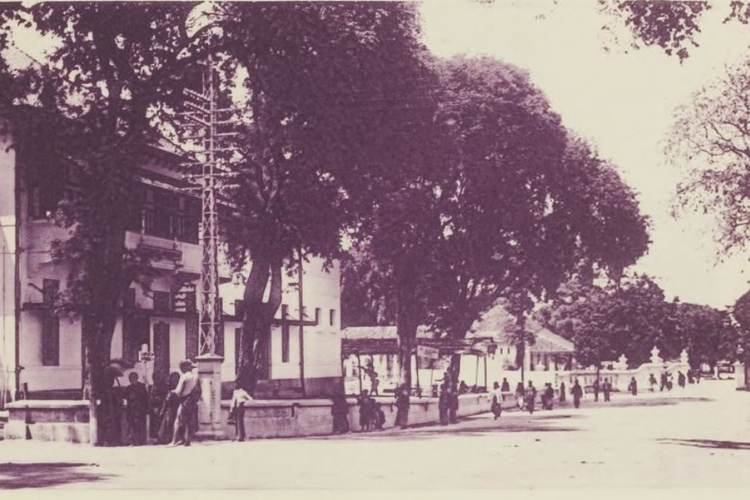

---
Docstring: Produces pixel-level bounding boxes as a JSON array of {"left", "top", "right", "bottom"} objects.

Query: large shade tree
[
  {"left": 0, "top": 2, "right": 212, "bottom": 444},
  {"left": 204, "top": 2, "right": 435, "bottom": 393}
]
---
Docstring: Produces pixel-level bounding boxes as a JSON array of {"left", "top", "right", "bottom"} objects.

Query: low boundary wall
[{"left": 4, "top": 393, "right": 492, "bottom": 444}]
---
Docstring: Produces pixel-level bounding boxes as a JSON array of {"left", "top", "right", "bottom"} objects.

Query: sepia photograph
[{"left": 1, "top": 0, "right": 750, "bottom": 495}]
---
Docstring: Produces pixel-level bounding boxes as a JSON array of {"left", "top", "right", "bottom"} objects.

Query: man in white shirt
[{"left": 170, "top": 360, "right": 201, "bottom": 446}]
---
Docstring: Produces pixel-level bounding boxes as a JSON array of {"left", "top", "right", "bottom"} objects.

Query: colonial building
[
  {"left": 0, "top": 127, "right": 343, "bottom": 406},
  {"left": 341, "top": 302, "right": 575, "bottom": 396},
  {"left": 467, "top": 301, "right": 575, "bottom": 376}
]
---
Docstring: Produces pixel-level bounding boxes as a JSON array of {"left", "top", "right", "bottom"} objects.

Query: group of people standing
[{"left": 99, "top": 359, "right": 203, "bottom": 447}]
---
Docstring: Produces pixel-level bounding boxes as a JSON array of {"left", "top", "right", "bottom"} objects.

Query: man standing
[
  {"left": 571, "top": 379, "right": 583, "bottom": 409},
  {"left": 230, "top": 383, "right": 253, "bottom": 441},
  {"left": 170, "top": 360, "right": 201, "bottom": 447},
  {"left": 525, "top": 381, "right": 537, "bottom": 415},
  {"left": 125, "top": 372, "right": 149, "bottom": 445},
  {"left": 602, "top": 378, "right": 611, "bottom": 403}
]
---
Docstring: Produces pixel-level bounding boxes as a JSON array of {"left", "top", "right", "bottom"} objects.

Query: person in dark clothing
[
  {"left": 148, "top": 374, "right": 168, "bottom": 440},
  {"left": 543, "top": 383, "right": 554, "bottom": 410},
  {"left": 439, "top": 381, "right": 451, "bottom": 425},
  {"left": 500, "top": 378, "right": 510, "bottom": 392},
  {"left": 515, "top": 382, "right": 525, "bottom": 410},
  {"left": 358, "top": 390, "right": 373, "bottom": 432},
  {"left": 602, "top": 378, "right": 611, "bottom": 403},
  {"left": 649, "top": 373, "right": 658, "bottom": 392},
  {"left": 687, "top": 369, "right": 695, "bottom": 384},
  {"left": 660, "top": 372, "right": 668, "bottom": 392},
  {"left": 571, "top": 379, "right": 583, "bottom": 409},
  {"left": 678, "top": 371, "right": 686, "bottom": 389},
  {"left": 101, "top": 363, "right": 125, "bottom": 446},
  {"left": 491, "top": 382, "right": 503, "bottom": 420},
  {"left": 332, "top": 392, "right": 350, "bottom": 434},
  {"left": 395, "top": 385, "right": 410, "bottom": 429},
  {"left": 592, "top": 378, "right": 600, "bottom": 402},
  {"left": 157, "top": 372, "right": 180, "bottom": 444},
  {"left": 373, "top": 402, "right": 386, "bottom": 431},
  {"left": 559, "top": 382, "right": 566, "bottom": 404},
  {"left": 628, "top": 377, "right": 638, "bottom": 396},
  {"left": 525, "top": 381, "right": 537, "bottom": 415},
  {"left": 125, "top": 372, "right": 149, "bottom": 445}
]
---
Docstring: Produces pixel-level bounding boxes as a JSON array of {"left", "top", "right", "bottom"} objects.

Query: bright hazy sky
[{"left": 419, "top": 0, "right": 750, "bottom": 309}]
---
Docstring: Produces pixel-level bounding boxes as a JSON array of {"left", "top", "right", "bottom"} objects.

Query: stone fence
[{"left": 4, "top": 393, "right": 492, "bottom": 444}]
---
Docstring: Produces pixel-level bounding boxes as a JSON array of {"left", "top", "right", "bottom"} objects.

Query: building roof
[
  {"left": 469, "top": 301, "right": 574, "bottom": 354},
  {"left": 342, "top": 325, "right": 436, "bottom": 340}
]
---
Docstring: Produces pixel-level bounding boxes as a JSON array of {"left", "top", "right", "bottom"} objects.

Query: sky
[{"left": 419, "top": 0, "right": 750, "bottom": 309}]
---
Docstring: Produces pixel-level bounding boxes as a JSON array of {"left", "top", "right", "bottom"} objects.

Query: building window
[
  {"left": 41, "top": 313, "right": 60, "bottom": 366},
  {"left": 281, "top": 329, "right": 290, "bottom": 363},
  {"left": 329, "top": 309, "right": 336, "bottom": 327},
  {"left": 153, "top": 291, "right": 171, "bottom": 312}
]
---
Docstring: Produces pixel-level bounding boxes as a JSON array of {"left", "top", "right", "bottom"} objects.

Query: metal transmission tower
[{"left": 180, "top": 63, "right": 240, "bottom": 356}]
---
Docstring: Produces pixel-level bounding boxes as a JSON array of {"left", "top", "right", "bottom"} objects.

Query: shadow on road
[
  {"left": 0, "top": 462, "right": 111, "bottom": 489},
  {"left": 308, "top": 415, "right": 581, "bottom": 442},
  {"left": 658, "top": 438, "right": 750, "bottom": 451}
]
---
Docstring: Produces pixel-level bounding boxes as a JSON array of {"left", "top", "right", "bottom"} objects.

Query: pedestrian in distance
[
  {"left": 649, "top": 373, "right": 658, "bottom": 392},
  {"left": 170, "top": 360, "right": 201, "bottom": 447},
  {"left": 491, "top": 381, "right": 503, "bottom": 420},
  {"left": 501, "top": 378, "right": 510, "bottom": 393},
  {"left": 357, "top": 389, "right": 373, "bottom": 432},
  {"left": 660, "top": 372, "right": 668, "bottom": 392},
  {"left": 449, "top": 386, "right": 460, "bottom": 424},
  {"left": 543, "top": 383, "right": 554, "bottom": 410},
  {"left": 515, "top": 382, "right": 525, "bottom": 410},
  {"left": 687, "top": 369, "right": 695, "bottom": 384},
  {"left": 678, "top": 371, "right": 686, "bottom": 389},
  {"left": 373, "top": 401, "right": 386, "bottom": 431},
  {"left": 593, "top": 378, "right": 600, "bottom": 402},
  {"left": 571, "top": 379, "right": 583, "bottom": 409},
  {"left": 525, "top": 381, "right": 537, "bottom": 415},
  {"left": 559, "top": 381, "right": 566, "bottom": 404},
  {"left": 602, "top": 378, "right": 611, "bottom": 403},
  {"left": 332, "top": 391, "right": 350, "bottom": 434},
  {"left": 628, "top": 376, "right": 638, "bottom": 396},
  {"left": 148, "top": 373, "right": 168, "bottom": 441},
  {"left": 125, "top": 372, "right": 149, "bottom": 446},
  {"left": 395, "top": 384, "right": 410, "bottom": 429},
  {"left": 439, "top": 381, "right": 451, "bottom": 425},
  {"left": 230, "top": 383, "right": 253, "bottom": 442}
]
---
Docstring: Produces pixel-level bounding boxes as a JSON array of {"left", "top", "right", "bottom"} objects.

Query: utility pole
[
  {"left": 297, "top": 247, "right": 306, "bottom": 398},
  {"left": 179, "top": 60, "right": 239, "bottom": 438}
]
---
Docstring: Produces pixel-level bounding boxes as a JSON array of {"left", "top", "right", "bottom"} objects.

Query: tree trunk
[
  {"left": 80, "top": 211, "right": 128, "bottom": 445},
  {"left": 396, "top": 294, "right": 419, "bottom": 426},
  {"left": 236, "top": 253, "right": 283, "bottom": 394}
]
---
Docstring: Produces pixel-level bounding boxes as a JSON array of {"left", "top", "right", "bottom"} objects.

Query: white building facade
[{"left": 0, "top": 128, "right": 343, "bottom": 405}]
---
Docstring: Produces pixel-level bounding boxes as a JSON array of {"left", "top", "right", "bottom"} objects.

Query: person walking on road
[
  {"left": 628, "top": 376, "right": 638, "bottom": 396},
  {"left": 515, "top": 382, "right": 525, "bottom": 410},
  {"left": 491, "top": 382, "right": 503, "bottom": 420},
  {"left": 571, "top": 379, "right": 583, "bottom": 409},
  {"left": 602, "top": 378, "right": 611, "bottom": 403},
  {"left": 525, "top": 381, "right": 537, "bottom": 415},
  {"left": 559, "top": 381, "right": 566, "bottom": 404}
]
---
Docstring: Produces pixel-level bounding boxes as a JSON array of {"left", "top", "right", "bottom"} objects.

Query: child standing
[{"left": 230, "top": 384, "right": 253, "bottom": 442}]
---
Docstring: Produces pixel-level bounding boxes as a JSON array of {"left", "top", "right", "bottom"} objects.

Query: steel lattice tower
[{"left": 181, "top": 63, "right": 238, "bottom": 356}]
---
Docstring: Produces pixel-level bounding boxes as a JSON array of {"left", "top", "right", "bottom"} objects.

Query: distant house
[{"left": 468, "top": 302, "right": 575, "bottom": 376}]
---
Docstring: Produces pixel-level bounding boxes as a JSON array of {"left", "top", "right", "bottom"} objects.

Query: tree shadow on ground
[
  {"left": 657, "top": 438, "right": 750, "bottom": 451},
  {"left": 308, "top": 416, "right": 580, "bottom": 442},
  {"left": 0, "top": 462, "right": 111, "bottom": 489}
]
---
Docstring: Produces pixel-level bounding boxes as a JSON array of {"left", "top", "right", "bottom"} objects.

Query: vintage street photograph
[{"left": 1, "top": 0, "right": 750, "bottom": 494}]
